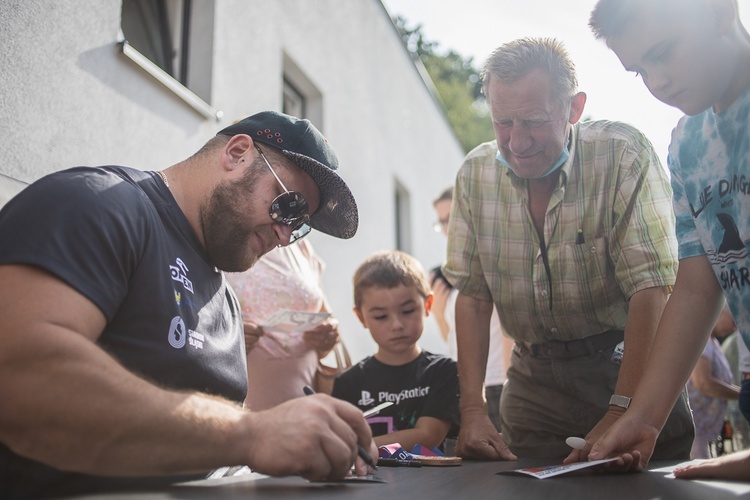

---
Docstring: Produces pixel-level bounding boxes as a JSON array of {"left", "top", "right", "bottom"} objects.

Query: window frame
[{"left": 119, "top": 0, "right": 221, "bottom": 120}]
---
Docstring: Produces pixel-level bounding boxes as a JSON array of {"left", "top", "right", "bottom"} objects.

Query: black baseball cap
[{"left": 217, "top": 111, "right": 358, "bottom": 239}]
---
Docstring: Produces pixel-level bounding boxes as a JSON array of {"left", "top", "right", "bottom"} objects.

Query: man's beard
[{"left": 200, "top": 159, "right": 268, "bottom": 272}]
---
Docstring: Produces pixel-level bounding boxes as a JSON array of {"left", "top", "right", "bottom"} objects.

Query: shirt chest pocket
[{"left": 557, "top": 235, "right": 611, "bottom": 314}]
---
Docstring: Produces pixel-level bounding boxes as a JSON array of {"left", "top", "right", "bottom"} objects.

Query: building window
[
  {"left": 283, "top": 79, "right": 306, "bottom": 119},
  {"left": 121, "top": 0, "right": 185, "bottom": 84},
  {"left": 394, "top": 179, "right": 412, "bottom": 253},
  {"left": 120, "top": 0, "right": 218, "bottom": 118},
  {"left": 282, "top": 53, "right": 323, "bottom": 126}
]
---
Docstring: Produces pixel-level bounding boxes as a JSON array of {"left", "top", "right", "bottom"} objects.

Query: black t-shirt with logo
[
  {"left": 332, "top": 351, "right": 459, "bottom": 439},
  {"left": 0, "top": 166, "right": 246, "bottom": 498}
]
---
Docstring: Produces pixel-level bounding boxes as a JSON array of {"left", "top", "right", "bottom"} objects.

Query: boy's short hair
[
  {"left": 353, "top": 250, "right": 431, "bottom": 310},
  {"left": 589, "top": 0, "right": 689, "bottom": 44},
  {"left": 481, "top": 37, "right": 577, "bottom": 107}
]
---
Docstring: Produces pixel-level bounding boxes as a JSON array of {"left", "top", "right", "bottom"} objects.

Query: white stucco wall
[{"left": 0, "top": 0, "right": 466, "bottom": 361}]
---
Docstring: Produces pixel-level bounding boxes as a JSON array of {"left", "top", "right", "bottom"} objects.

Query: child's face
[
  {"left": 608, "top": 4, "right": 735, "bottom": 115},
  {"left": 355, "top": 284, "right": 432, "bottom": 360}
]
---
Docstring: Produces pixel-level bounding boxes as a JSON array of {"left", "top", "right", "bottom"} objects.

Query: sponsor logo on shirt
[
  {"left": 168, "top": 316, "right": 187, "bottom": 348},
  {"left": 188, "top": 331, "right": 205, "bottom": 349},
  {"left": 167, "top": 315, "right": 206, "bottom": 350},
  {"left": 358, "top": 391, "right": 375, "bottom": 406},
  {"left": 170, "top": 257, "right": 194, "bottom": 294},
  {"left": 376, "top": 387, "right": 430, "bottom": 406}
]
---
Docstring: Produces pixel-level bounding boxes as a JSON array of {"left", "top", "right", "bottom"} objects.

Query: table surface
[{"left": 59, "top": 459, "right": 750, "bottom": 500}]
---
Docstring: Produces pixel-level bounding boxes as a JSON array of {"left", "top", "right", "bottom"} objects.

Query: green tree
[{"left": 392, "top": 16, "right": 494, "bottom": 153}]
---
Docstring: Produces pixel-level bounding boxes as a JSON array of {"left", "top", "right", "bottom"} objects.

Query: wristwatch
[{"left": 609, "top": 394, "right": 631, "bottom": 410}]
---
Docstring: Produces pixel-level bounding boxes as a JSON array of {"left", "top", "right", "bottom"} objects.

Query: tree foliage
[{"left": 392, "top": 16, "right": 495, "bottom": 153}]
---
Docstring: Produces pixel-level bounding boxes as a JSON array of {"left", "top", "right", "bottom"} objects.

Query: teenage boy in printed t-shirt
[{"left": 588, "top": 0, "right": 750, "bottom": 480}]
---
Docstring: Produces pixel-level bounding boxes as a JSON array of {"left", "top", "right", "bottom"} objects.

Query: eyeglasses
[
  {"left": 255, "top": 145, "right": 312, "bottom": 244},
  {"left": 433, "top": 218, "right": 450, "bottom": 233}
]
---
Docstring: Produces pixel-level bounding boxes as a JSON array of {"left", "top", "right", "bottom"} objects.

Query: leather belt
[{"left": 519, "top": 330, "right": 624, "bottom": 359}]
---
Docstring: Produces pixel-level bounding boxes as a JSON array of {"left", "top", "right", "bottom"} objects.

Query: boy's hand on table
[{"left": 674, "top": 449, "right": 750, "bottom": 481}]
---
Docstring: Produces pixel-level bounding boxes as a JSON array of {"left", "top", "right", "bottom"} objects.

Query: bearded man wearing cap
[{"left": 0, "top": 111, "right": 373, "bottom": 498}]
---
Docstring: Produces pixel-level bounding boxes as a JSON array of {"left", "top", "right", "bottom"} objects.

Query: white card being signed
[
  {"left": 261, "top": 309, "right": 331, "bottom": 334},
  {"left": 497, "top": 458, "right": 619, "bottom": 479}
]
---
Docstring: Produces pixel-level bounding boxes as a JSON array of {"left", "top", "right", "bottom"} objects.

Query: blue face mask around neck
[{"left": 496, "top": 139, "right": 570, "bottom": 179}]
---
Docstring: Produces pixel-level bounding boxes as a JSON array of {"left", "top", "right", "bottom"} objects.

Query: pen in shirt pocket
[{"left": 576, "top": 228, "right": 585, "bottom": 245}]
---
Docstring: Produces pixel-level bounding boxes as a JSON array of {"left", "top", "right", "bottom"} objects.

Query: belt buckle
[
  {"left": 523, "top": 343, "right": 549, "bottom": 358},
  {"left": 527, "top": 343, "right": 543, "bottom": 357},
  {"left": 542, "top": 341, "right": 565, "bottom": 357}
]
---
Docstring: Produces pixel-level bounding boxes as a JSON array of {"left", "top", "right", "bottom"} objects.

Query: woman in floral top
[{"left": 227, "top": 239, "right": 340, "bottom": 409}]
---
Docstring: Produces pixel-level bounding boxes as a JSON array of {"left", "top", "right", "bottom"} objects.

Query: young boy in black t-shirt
[{"left": 332, "top": 250, "right": 459, "bottom": 451}]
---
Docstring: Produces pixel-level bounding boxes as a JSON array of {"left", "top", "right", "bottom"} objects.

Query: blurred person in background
[
  {"left": 430, "top": 186, "right": 511, "bottom": 431},
  {"left": 687, "top": 304, "right": 740, "bottom": 459}
]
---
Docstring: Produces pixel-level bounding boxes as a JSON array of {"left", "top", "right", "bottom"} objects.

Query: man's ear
[
  {"left": 353, "top": 307, "right": 367, "bottom": 328},
  {"left": 222, "top": 135, "right": 253, "bottom": 172},
  {"left": 424, "top": 293, "right": 434, "bottom": 316},
  {"left": 568, "top": 92, "right": 587, "bottom": 124}
]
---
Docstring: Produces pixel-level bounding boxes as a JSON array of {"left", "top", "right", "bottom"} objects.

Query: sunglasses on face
[{"left": 254, "top": 145, "right": 312, "bottom": 244}]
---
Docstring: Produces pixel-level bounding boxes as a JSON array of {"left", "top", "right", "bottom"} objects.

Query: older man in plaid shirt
[{"left": 443, "top": 37, "right": 694, "bottom": 461}]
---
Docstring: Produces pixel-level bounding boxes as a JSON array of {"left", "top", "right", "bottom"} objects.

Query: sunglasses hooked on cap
[
  {"left": 254, "top": 145, "right": 311, "bottom": 244},
  {"left": 217, "top": 111, "right": 358, "bottom": 240}
]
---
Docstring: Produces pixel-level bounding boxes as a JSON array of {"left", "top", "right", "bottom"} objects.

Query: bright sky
[{"left": 380, "top": 0, "right": 750, "bottom": 166}]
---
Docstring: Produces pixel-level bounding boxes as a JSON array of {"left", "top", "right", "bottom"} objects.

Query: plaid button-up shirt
[{"left": 443, "top": 120, "right": 677, "bottom": 344}]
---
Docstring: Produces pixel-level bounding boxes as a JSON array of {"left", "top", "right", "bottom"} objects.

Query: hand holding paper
[
  {"left": 262, "top": 309, "right": 332, "bottom": 334},
  {"left": 259, "top": 310, "right": 333, "bottom": 357},
  {"left": 303, "top": 317, "right": 340, "bottom": 354}
]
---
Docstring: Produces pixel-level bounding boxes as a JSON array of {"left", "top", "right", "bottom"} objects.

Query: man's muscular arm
[{"left": 0, "top": 264, "right": 375, "bottom": 480}]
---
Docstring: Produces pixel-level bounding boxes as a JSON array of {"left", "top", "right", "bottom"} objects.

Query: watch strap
[{"left": 609, "top": 394, "right": 631, "bottom": 409}]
